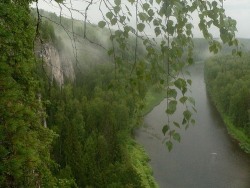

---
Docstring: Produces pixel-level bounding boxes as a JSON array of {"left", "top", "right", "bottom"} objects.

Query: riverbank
[
  {"left": 126, "top": 88, "right": 168, "bottom": 188},
  {"left": 223, "top": 115, "right": 250, "bottom": 153},
  {"left": 207, "top": 95, "right": 250, "bottom": 154},
  {"left": 126, "top": 137, "right": 159, "bottom": 188},
  {"left": 136, "top": 64, "right": 250, "bottom": 187},
  {"left": 141, "top": 88, "right": 168, "bottom": 115},
  {"left": 204, "top": 55, "right": 250, "bottom": 154}
]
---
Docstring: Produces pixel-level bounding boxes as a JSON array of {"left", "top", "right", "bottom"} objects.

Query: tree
[
  {"left": 0, "top": 0, "right": 241, "bottom": 186},
  {"left": 0, "top": 1, "right": 57, "bottom": 187},
  {"left": 36, "top": 0, "right": 240, "bottom": 150},
  {"left": 204, "top": 54, "right": 250, "bottom": 153}
]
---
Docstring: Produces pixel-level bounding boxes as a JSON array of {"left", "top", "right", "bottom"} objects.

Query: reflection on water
[{"left": 135, "top": 63, "right": 250, "bottom": 188}]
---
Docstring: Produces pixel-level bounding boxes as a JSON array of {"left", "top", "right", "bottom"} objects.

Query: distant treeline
[{"left": 204, "top": 53, "right": 250, "bottom": 153}]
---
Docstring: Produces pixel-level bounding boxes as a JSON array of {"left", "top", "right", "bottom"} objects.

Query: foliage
[
  {"left": 36, "top": 61, "right": 159, "bottom": 187},
  {"left": 0, "top": 1, "right": 58, "bottom": 187},
  {"left": 141, "top": 87, "right": 168, "bottom": 115},
  {"left": 204, "top": 53, "right": 250, "bottom": 153},
  {"left": 0, "top": 0, "right": 242, "bottom": 186},
  {"left": 93, "top": 0, "right": 240, "bottom": 149},
  {"left": 126, "top": 139, "right": 159, "bottom": 188},
  {"left": 40, "top": 20, "right": 57, "bottom": 43}
]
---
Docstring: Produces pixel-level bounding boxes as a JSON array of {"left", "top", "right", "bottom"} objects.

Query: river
[{"left": 135, "top": 63, "right": 250, "bottom": 188}]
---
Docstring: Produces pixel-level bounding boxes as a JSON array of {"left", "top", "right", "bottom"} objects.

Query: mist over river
[{"left": 135, "top": 63, "right": 250, "bottom": 188}]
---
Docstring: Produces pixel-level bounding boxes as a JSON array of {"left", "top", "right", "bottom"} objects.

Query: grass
[
  {"left": 124, "top": 87, "right": 168, "bottom": 188},
  {"left": 141, "top": 88, "right": 168, "bottom": 115},
  {"left": 127, "top": 138, "right": 159, "bottom": 188},
  {"left": 222, "top": 115, "right": 250, "bottom": 153},
  {"left": 208, "top": 94, "right": 250, "bottom": 154}
]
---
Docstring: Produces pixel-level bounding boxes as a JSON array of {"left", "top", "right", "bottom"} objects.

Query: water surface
[{"left": 135, "top": 63, "right": 250, "bottom": 188}]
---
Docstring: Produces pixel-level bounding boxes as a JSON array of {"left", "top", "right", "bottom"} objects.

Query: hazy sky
[
  {"left": 223, "top": 0, "right": 250, "bottom": 38},
  {"left": 33, "top": 0, "right": 250, "bottom": 38}
]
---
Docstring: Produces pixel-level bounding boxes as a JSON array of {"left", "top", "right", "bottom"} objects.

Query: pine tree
[{"left": 0, "top": 1, "right": 57, "bottom": 187}]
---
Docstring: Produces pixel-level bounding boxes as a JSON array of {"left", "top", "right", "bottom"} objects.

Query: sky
[
  {"left": 33, "top": 0, "right": 250, "bottom": 38},
  {"left": 223, "top": 0, "right": 250, "bottom": 38}
]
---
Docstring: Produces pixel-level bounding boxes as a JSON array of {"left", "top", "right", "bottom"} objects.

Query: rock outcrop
[{"left": 37, "top": 43, "right": 75, "bottom": 87}]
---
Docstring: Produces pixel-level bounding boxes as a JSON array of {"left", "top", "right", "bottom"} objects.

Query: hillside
[
  {"left": 204, "top": 53, "right": 250, "bottom": 153},
  {"left": 1, "top": 1, "right": 247, "bottom": 186}
]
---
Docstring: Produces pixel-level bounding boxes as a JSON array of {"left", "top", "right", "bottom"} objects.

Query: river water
[{"left": 135, "top": 63, "right": 250, "bottom": 188}]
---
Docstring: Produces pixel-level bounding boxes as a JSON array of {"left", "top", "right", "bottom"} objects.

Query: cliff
[{"left": 37, "top": 43, "right": 75, "bottom": 87}]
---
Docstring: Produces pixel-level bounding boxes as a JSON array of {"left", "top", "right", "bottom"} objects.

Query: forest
[
  {"left": 0, "top": 0, "right": 245, "bottom": 187},
  {"left": 1, "top": 6, "right": 160, "bottom": 188},
  {"left": 204, "top": 54, "right": 250, "bottom": 153},
  {"left": 37, "top": 18, "right": 160, "bottom": 187}
]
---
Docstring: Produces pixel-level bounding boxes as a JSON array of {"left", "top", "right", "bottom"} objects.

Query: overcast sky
[{"left": 33, "top": 0, "right": 250, "bottom": 38}]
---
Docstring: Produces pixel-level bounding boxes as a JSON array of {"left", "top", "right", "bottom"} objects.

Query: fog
[{"left": 33, "top": 0, "right": 250, "bottom": 38}]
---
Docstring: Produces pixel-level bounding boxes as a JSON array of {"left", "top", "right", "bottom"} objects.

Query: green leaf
[
  {"left": 174, "top": 78, "right": 187, "bottom": 95},
  {"left": 187, "top": 79, "right": 192, "bottom": 85},
  {"left": 167, "top": 88, "right": 177, "bottom": 99},
  {"left": 143, "top": 3, "right": 150, "bottom": 11},
  {"left": 153, "top": 19, "right": 160, "bottom": 26},
  {"left": 173, "top": 121, "right": 180, "bottom": 128},
  {"left": 115, "top": 30, "right": 122, "bottom": 37},
  {"left": 120, "top": 16, "right": 126, "bottom": 23},
  {"left": 137, "top": 23, "right": 145, "bottom": 32},
  {"left": 174, "top": 78, "right": 183, "bottom": 90},
  {"left": 108, "top": 49, "right": 114, "bottom": 56},
  {"left": 106, "top": 12, "right": 113, "bottom": 20},
  {"left": 166, "top": 141, "right": 173, "bottom": 151},
  {"left": 183, "top": 110, "right": 192, "bottom": 121},
  {"left": 179, "top": 96, "right": 188, "bottom": 104},
  {"left": 156, "top": 0, "right": 161, "bottom": 4},
  {"left": 139, "top": 12, "right": 148, "bottom": 22},
  {"left": 114, "top": 6, "right": 120, "bottom": 14},
  {"left": 111, "top": 18, "right": 117, "bottom": 25},
  {"left": 124, "top": 26, "right": 131, "bottom": 32},
  {"left": 162, "top": 124, "right": 169, "bottom": 135},
  {"left": 167, "top": 20, "right": 175, "bottom": 35},
  {"left": 123, "top": 31, "right": 129, "bottom": 38},
  {"left": 148, "top": 9, "right": 154, "bottom": 17},
  {"left": 98, "top": 21, "right": 106, "bottom": 28},
  {"left": 182, "top": 117, "right": 187, "bottom": 125},
  {"left": 212, "top": 1, "right": 217, "bottom": 8},
  {"left": 154, "top": 27, "right": 161, "bottom": 37},
  {"left": 166, "top": 100, "right": 177, "bottom": 115},
  {"left": 173, "top": 132, "right": 181, "bottom": 142},
  {"left": 186, "top": 23, "right": 193, "bottom": 30},
  {"left": 114, "top": 0, "right": 121, "bottom": 6}
]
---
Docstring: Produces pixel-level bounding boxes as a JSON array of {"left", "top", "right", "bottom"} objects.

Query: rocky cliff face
[{"left": 38, "top": 43, "right": 75, "bottom": 87}]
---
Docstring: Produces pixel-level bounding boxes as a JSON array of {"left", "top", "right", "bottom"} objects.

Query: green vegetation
[
  {"left": 1, "top": 0, "right": 242, "bottom": 187},
  {"left": 37, "top": 57, "right": 158, "bottom": 187},
  {"left": 127, "top": 139, "right": 158, "bottom": 188},
  {"left": 204, "top": 54, "right": 250, "bottom": 153},
  {"left": 0, "top": 2, "right": 59, "bottom": 187},
  {"left": 142, "top": 88, "right": 168, "bottom": 115}
]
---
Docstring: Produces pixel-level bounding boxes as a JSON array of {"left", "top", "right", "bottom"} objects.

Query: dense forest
[
  {"left": 1, "top": 0, "right": 243, "bottom": 187},
  {"left": 204, "top": 54, "right": 250, "bottom": 153},
  {"left": 37, "top": 17, "right": 159, "bottom": 187},
  {"left": 1, "top": 5, "right": 159, "bottom": 188}
]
